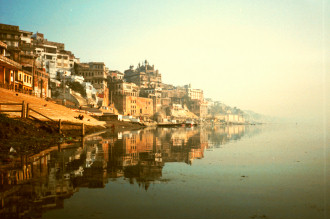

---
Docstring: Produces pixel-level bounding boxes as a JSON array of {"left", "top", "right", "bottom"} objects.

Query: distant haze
[{"left": 1, "top": 0, "right": 329, "bottom": 123}]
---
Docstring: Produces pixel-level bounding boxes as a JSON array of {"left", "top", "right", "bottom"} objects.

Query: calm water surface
[{"left": 0, "top": 124, "right": 328, "bottom": 219}]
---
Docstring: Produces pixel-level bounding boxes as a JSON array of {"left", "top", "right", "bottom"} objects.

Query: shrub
[{"left": 67, "top": 81, "right": 87, "bottom": 97}]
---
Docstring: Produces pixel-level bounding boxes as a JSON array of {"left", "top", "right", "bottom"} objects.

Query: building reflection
[{"left": 0, "top": 125, "right": 257, "bottom": 218}]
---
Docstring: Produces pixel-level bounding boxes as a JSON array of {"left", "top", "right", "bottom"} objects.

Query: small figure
[
  {"left": 75, "top": 114, "right": 84, "bottom": 120},
  {"left": 9, "top": 147, "right": 16, "bottom": 153}
]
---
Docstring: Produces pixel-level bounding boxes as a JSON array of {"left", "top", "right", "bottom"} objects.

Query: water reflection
[{"left": 0, "top": 125, "right": 258, "bottom": 218}]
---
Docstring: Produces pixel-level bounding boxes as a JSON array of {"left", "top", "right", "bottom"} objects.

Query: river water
[{"left": 0, "top": 124, "right": 328, "bottom": 219}]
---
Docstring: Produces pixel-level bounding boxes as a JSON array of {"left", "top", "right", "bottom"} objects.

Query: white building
[
  {"left": 82, "top": 81, "right": 98, "bottom": 103},
  {"left": 32, "top": 33, "right": 76, "bottom": 79},
  {"left": 20, "top": 30, "right": 33, "bottom": 44},
  {"left": 185, "top": 84, "right": 204, "bottom": 101}
]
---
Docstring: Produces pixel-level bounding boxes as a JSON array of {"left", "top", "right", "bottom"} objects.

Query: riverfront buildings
[{"left": 0, "top": 22, "right": 245, "bottom": 123}]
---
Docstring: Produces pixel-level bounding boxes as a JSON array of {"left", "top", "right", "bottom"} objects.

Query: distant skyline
[{"left": 1, "top": 0, "right": 328, "bottom": 123}]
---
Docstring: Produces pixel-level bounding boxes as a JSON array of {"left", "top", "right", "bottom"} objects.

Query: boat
[{"left": 185, "top": 120, "right": 195, "bottom": 127}]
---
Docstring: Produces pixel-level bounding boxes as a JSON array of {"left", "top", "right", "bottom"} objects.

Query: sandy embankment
[{"left": 0, "top": 88, "right": 145, "bottom": 158}]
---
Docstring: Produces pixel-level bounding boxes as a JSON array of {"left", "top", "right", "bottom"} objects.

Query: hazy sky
[{"left": 1, "top": 0, "right": 329, "bottom": 122}]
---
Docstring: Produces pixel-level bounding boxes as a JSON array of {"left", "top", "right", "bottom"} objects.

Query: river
[{"left": 0, "top": 124, "right": 328, "bottom": 219}]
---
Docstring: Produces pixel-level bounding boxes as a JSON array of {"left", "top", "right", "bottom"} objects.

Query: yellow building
[
  {"left": 113, "top": 95, "right": 154, "bottom": 118},
  {"left": 16, "top": 69, "right": 33, "bottom": 93}
]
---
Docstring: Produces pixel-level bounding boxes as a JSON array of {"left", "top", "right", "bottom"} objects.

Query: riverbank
[
  {"left": 0, "top": 87, "right": 148, "bottom": 159},
  {"left": 0, "top": 87, "right": 106, "bottom": 127},
  {"left": 0, "top": 113, "right": 145, "bottom": 161}
]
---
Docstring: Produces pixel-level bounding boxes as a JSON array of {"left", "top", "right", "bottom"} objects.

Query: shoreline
[
  {"left": 0, "top": 113, "right": 146, "bottom": 160},
  {"left": 0, "top": 112, "right": 261, "bottom": 161}
]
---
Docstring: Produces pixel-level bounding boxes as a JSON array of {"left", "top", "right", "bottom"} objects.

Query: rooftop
[{"left": 0, "top": 23, "right": 19, "bottom": 31}]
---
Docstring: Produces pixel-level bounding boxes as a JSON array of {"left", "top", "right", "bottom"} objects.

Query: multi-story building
[
  {"left": 20, "top": 30, "right": 33, "bottom": 44},
  {"left": 139, "top": 87, "right": 162, "bottom": 98},
  {"left": 189, "top": 100, "right": 208, "bottom": 118},
  {"left": 113, "top": 81, "right": 139, "bottom": 96},
  {"left": 29, "top": 32, "right": 77, "bottom": 79},
  {"left": 56, "top": 51, "right": 71, "bottom": 70},
  {"left": 20, "top": 43, "right": 49, "bottom": 97},
  {"left": 34, "top": 67, "right": 49, "bottom": 97},
  {"left": 161, "top": 86, "right": 186, "bottom": 104},
  {"left": 33, "top": 42, "right": 56, "bottom": 78},
  {"left": 108, "top": 70, "right": 124, "bottom": 81},
  {"left": 124, "top": 60, "right": 162, "bottom": 88},
  {"left": 113, "top": 94, "right": 154, "bottom": 118},
  {"left": 109, "top": 77, "right": 156, "bottom": 117},
  {"left": 0, "top": 40, "right": 22, "bottom": 89},
  {"left": 185, "top": 84, "right": 204, "bottom": 101},
  {"left": 16, "top": 69, "right": 33, "bottom": 93},
  {"left": 225, "top": 113, "right": 245, "bottom": 124},
  {"left": 0, "top": 24, "right": 21, "bottom": 63},
  {"left": 0, "top": 24, "right": 75, "bottom": 97},
  {"left": 0, "top": 24, "right": 20, "bottom": 49},
  {"left": 74, "top": 62, "right": 108, "bottom": 92}
]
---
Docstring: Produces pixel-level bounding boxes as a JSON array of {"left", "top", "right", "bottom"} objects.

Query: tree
[{"left": 66, "top": 81, "right": 87, "bottom": 97}]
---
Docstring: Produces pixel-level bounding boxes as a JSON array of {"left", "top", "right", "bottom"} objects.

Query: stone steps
[{"left": 0, "top": 88, "right": 105, "bottom": 127}]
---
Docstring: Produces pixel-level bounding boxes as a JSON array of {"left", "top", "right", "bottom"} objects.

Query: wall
[{"left": 113, "top": 95, "right": 153, "bottom": 117}]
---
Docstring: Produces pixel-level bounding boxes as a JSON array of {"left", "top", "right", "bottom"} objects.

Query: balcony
[{"left": 0, "top": 54, "right": 21, "bottom": 70}]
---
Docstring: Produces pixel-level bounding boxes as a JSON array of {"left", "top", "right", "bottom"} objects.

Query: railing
[
  {"left": 26, "top": 105, "right": 85, "bottom": 136},
  {"left": 0, "top": 83, "right": 34, "bottom": 96},
  {"left": 0, "top": 54, "right": 22, "bottom": 69},
  {"left": 0, "top": 101, "right": 25, "bottom": 118},
  {"left": 0, "top": 83, "right": 15, "bottom": 90},
  {"left": 0, "top": 101, "right": 85, "bottom": 136},
  {"left": 26, "top": 105, "right": 55, "bottom": 122}
]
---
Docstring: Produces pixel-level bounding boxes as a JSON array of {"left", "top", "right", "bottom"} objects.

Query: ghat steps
[{"left": 0, "top": 88, "right": 105, "bottom": 127}]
